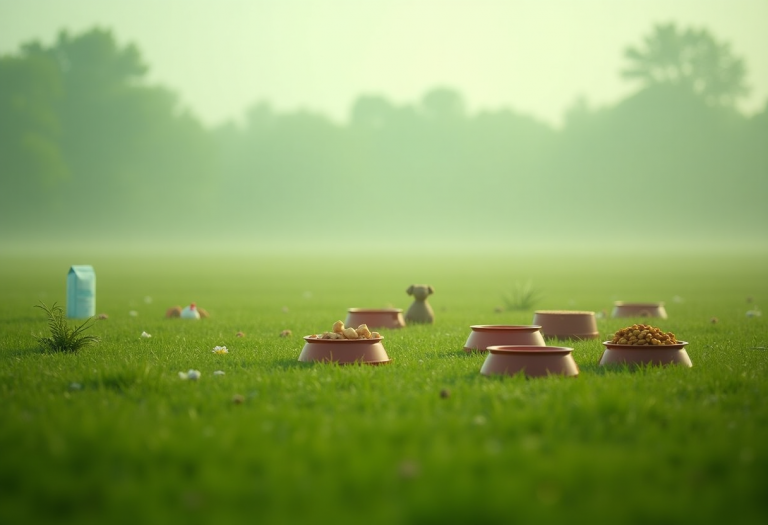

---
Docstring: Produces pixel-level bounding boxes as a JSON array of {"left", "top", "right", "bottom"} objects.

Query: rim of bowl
[
  {"left": 304, "top": 335, "right": 384, "bottom": 343},
  {"left": 613, "top": 302, "right": 664, "bottom": 307},
  {"left": 487, "top": 345, "right": 573, "bottom": 354},
  {"left": 534, "top": 310, "right": 595, "bottom": 316},
  {"left": 347, "top": 308, "right": 403, "bottom": 313},
  {"left": 470, "top": 325, "right": 542, "bottom": 332},
  {"left": 602, "top": 340, "right": 687, "bottom": 349}
]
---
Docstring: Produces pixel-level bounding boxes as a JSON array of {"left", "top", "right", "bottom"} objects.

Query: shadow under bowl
[
  {"left": 481, "top": 345, "right": 579, "bottom": 378},
  {"left": 345, "top": 308, "right": 405, "bottom": 329},
  {"left": 612, "top": 302, "right": 668, "bottom": 319},
  {"left": 532, "top": 310, "right": 599, "bottom": 340},
  {"left": 298, "top": 336, "right": 391, "bottom": 365},
  {"left": 599, "top": 341, "right": 691, "bottom": 367},
  {"left": 463, "top": 325, "right": 545, "bottom": 353}
]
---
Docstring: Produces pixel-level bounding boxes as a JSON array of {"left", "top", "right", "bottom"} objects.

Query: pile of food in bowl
[
  {"left": 307, "top": 320, "right": 381, "bottom": 340},
  {"left": 609, "top": 324, "right": 678, "bottom": 346}
]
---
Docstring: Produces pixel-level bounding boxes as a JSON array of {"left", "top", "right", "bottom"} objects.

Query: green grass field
[{"left": 1, "top": 247, "right": 767, "bottom": 524}]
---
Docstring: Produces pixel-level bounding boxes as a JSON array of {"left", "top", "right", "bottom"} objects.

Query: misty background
[{"left": 1, "top": 2, "right": 766, "bottom": 250}]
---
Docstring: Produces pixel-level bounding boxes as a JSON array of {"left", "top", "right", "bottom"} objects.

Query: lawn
[{"left": 1, "top": 246, "right": 767, "bottom": 525}]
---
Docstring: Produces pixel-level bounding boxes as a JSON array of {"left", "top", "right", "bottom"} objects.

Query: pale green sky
[{"left": 1, "top": 0, "right": 766, "bottom": 126}]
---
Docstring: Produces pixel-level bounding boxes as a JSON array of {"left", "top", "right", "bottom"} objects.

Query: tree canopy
[
  {"left": 1, "top": 23, "right": 765, "bottom": 245},
  {"left": 622, "top": 22, "right": 749, "bottom": 107}
]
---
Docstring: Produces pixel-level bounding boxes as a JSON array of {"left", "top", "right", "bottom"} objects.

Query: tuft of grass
[
  {"left": 34, "top": 301, "right": 100, "bottom": 353},
  {"left": 502, "top": 280, "right": 542, "bottom": 311}
]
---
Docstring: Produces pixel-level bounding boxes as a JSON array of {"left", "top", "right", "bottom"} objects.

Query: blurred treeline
[{"left": 1, "top": 26, "right": 766, "bottom": 246}]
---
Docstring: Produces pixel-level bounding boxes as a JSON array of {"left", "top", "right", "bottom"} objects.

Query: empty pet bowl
[
  {"left": 344, "top": 308, "right": 405, "bottom": 329},
  {"left": 599, "top": 341, "right": 691, "bottom": 367},
  {"left": 481, "top": 345, "right": 579, "bottom": 378},
  {"left": 612, "top": 302, "right": 668, "bottom": 319},
  {"left": 298, "top": 336, "right": 392, "bottom": 365},
  {"left": 463, "top": 325, "right": 546, "bottom": 353},
  {"left": 532, "top": 310, "right": 599, "bottom": 340}
]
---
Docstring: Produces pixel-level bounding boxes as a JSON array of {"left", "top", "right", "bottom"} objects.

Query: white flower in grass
[
  {"left": 179, "top": 369, "right": 201, "bottom": 380},
  {"left": 212, "top": 345, "right": 229, "bottom": 354},
  {"left": 213, "top": 370, "right": 225, "bottom": 376},
  {"left": 141, "top": 331, "right": 152, "bottom": 338}
]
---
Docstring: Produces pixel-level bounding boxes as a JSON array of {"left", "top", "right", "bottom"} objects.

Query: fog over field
[{"left": 1, "top": 1, "right": 766, "bottom": 252}]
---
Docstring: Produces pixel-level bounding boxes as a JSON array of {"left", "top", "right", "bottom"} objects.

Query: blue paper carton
[{"left": 67, "top": 265, "right": 96, "bottom": 318}]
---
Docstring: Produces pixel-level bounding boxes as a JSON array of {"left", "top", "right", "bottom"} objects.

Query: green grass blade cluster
[
  {"left": 503, "top": 280, "right": 542, "bottom": 311},
  {"left": 34, "top": 301, "right": 100, "bottom": 353}
]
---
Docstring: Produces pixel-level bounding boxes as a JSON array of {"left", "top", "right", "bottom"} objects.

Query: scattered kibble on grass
[
  {"left": 232, "top": 394, "right": 245, "bottom": 404},
  {"left": 279, "top": 330, "right": 292, "bottom": 337},
  {"left": 440, "top": 389, "right": 450, "bottom": 399},
  {"left": 236, "top": 331, "right": 245, "bottom": 337}
]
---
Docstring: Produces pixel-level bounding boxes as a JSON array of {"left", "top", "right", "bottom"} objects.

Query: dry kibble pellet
[
  {"left": 342, "top": 327, "right": 360, "bottom": 339},
  {"left": 355, "top": 324, "right": 372, "bottom": 339}
]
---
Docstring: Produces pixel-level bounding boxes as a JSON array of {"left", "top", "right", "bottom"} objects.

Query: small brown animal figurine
[{"left": 405, "top": 284, "right": 435, "bottom": 324}]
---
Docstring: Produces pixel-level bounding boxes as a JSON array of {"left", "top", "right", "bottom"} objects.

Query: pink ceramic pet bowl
[
  {"left": 611, "top": 302, "right": 668, "bottom": 319},
  {"left": 344, "top": 308, "right": 405, "bottom": 329},
  {"left": 481, "top": 345, "right": 579, "bottom": 378},
  {"left": 532, "top": 310, "right": 599, "bottom": 340},
  {"left": 463, "top": 325, "right": 546, "bottom": 353},
  {"left": 599, "top": 341, "right": 691, "bottom": 367},
  {"left": 298, "top": 336, "right": 391, "bottom": 365}
]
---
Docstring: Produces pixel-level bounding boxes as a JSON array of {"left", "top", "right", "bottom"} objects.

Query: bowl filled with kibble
[
  {"left": 344, "top": 308, "right": 405, "bottom": 329},
  {"left": 611, "top": 302, "right": 668, "bottom": 319},
  {"left": 463, "top": 325, "right": 546, "bottom": 353},
  {"left": 600, "top": 324, "right": 691, "bottom": 367},
  {"left": 299, "top": 320, "right": 391, "bottom": 365}
]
